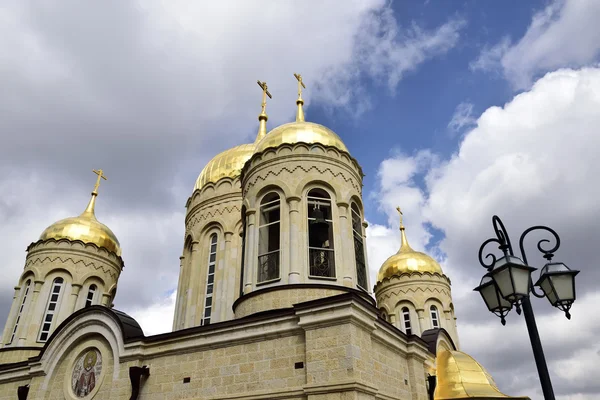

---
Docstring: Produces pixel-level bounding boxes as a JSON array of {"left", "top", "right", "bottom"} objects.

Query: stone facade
[
  {"left": 0, "top": 294, "right": 434, "bottom": 400},
  {"left": 375, "top": 273, "right": 459, "bottom": 349},
  {"left": 0, "top": 239, "right": 123, "bottom": 356},
  {"left": 174, "top": 175, "right": 245, "bottom": 329},
  {"left": 240, "top": 142, "right": 368, "bottom": 294}
]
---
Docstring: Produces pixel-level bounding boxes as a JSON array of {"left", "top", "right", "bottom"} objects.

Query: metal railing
[
  {"left": 258, "top": 250, "right": 280, "bottom": 282},
  {"left": 309, "top": 248, "right": 335, "bottom": 278}
]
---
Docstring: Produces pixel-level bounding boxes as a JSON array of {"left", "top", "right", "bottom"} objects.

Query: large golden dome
[
  {"left": 194, "top": 143, "right": 255, "bottom": 191},
  {"left": 377, "top": 223, "right": 443, "bottom": 282},
  {"left": 255, "top": 121, "right": 348, "bottom": 154},
  {"left": 39, "top": 193, "right": 121, "bottom": 256},
  {"left": 435, "top": 350, "right": 529, "bottom": 399}
]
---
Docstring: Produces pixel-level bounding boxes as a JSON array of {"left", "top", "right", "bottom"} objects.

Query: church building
[{"left": 0, "top": 76, "right": 528, "bottom": 400}]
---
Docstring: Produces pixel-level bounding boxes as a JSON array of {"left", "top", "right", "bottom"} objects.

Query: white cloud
[
  {"left": 471, "top": 0, "right": 600, "bottom": 88},
  {"left": 371, "top": 67, "right": 600, "bottom": 397},
  {"left": 0, "top": 1, "right": 465, "bottom": 337},
  {"left": 447, "top": 101, "right": 476, "bottom": 133}
]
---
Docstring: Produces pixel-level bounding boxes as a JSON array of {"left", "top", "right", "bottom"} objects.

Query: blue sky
[
  {"left": 1, "top": 1, "right": 600, "bottom": 398},
  {"left": 309, "top": 0, "right": 545, "bottom": 230}
]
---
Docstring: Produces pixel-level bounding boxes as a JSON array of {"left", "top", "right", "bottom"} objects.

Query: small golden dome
[
  {"left": 435, "top": 350, "right": 529, "bottom": 399},
  {"left": 377, "top": 211, "right": 443, "bottom": 282},
  {"left": 39, "top": 193, "right": 121, "bottom": 256},
  {"left": 255, "top": 121, "right": 348, "bottom": 154},
  {"left": 194, "top": 143, "right": 255, "bottom": 191}
]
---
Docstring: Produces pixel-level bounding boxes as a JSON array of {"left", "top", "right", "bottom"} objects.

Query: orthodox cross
[
  {"left": 92, "top": 169, "right": 107, "bottom": 194},
  {"left": 257, "top": 80, "right": 272, "bottom": 114},
  {"left": 396, "top": 206, "right": 403, "bottom": 226},
  {"left": 294, "top": 73, "right": 306, "bottom": 99}
]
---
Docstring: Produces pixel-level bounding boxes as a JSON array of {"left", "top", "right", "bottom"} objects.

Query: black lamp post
[{"left": 474, "top": 215, "right": 579, "bottom": 400}]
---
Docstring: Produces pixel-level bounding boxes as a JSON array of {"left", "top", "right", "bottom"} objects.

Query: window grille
[
  {"left": 202, "top": 234, "right": 218, "bottom": 326},
  {"left": 308, "top": 189, "right": 335, "bottom": 278},
  {"left": 38, "top": 278, "right": 64, "bottom": 342},
  {"left": 9, "top": 280, "right": 31, "bottom": 344},
  {"left": 258, "top": 193, "right": 281, "bottom": 283}
]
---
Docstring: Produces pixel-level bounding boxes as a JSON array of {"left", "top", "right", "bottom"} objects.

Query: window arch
[
  {"left": 351, "top": 203, "right": 367, "bottom": 290},
  {"left": 202, "top": 233, "right": 218, "bottom": 326},
  {"left": 379, "top": 308, "right": 388, "bottom": 321},
  {"left": 402, "top": 307, "right": 412, "bottom": 336},
  {"left": 85, "top": 284, "right": 97, "bottom": 308},
  {"left": 9, "top": 279, "right": 31, "bottom": 344},
  {"left": 308, "top": 189, "right": 335, "bottom": 278},
  {"left": 430, "top": 305, "right": 440, "bottom": 329},
  {"left": 38, "top": 277, "right": 64, "bottom": 342},
  {"left": 258, "top": 192, "right": 281, "bottom": 283}
]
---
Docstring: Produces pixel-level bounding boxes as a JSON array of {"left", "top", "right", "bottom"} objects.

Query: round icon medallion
[{"left": 71, "top": 348, "right": 102, "bottom": 397}]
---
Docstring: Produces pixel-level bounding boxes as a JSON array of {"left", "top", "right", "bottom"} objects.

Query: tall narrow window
[
  {"left": 257, "top": 193, "right": 281, "bottom": 283},
  {"left": 202, "top": 234, "right": 217, "bottom": 326},
  {"left": 351, "top": 203, "right": 367, "bottom": 290},
  {"left": 402, "top": 307, "right": 412, "bottom": 336},
  {"left": 85, "top": 285, "right": 97, "bottom": 307},
  {"left": 430, "top": 305, "right": 440, "bottom": 328},
  {"left": 308, "top": 189, "right": 335, "bottom": 278},
  {"left": 38, "top": 278, "right": 64, "bottom": 342},
  {"left": 9, "top": 280, "right": 31, "bottom": 344}
]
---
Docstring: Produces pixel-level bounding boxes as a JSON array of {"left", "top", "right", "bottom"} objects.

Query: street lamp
[{"left": 474, "top": 215, "right": 580, "bottom": 400}]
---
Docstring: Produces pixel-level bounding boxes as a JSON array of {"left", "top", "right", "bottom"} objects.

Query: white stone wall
[
  {"left": 174, "top": 177, "right": 244, "bottom": 329},
  {"left": 239, "top": 143, "right": 369, "bottom": 296},
  {"left": 0, "top": 295, "right": 433, "bottom": 400},
  {"left": 0, "top": 240, "right": 122, "bottom": 350},
  {"left": 374, "top": 273, "right": 460, "bottom": 349}
]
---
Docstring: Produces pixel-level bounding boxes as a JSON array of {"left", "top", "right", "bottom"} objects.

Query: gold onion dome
[
  {"left": 193, "top": 143, "right": 255, "bottom": 191},
  {"left": 255, "top": 73, "right": 348, "bottom": 154},
  {"left": 435, "top": 350, "right": 529, "bottom": 399},
  {"left": 377, "top": 208, "right": 443, "bottom": 282},
  {"left": 255, "top": 121, "right": 348, "bottom": 154},
  {"left": 39, "top": 170, "right": 121, "bottom": 256}
]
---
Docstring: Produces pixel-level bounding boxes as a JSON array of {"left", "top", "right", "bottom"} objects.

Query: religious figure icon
[{"left": 71, "top": 349, "right": 102, "bottom": 397}]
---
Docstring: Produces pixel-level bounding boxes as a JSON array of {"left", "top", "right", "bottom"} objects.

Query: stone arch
[
  {"left": 40, "top": 267, "right": 74, "bottom": 282},
  {"left": 36, "top": 309, "right": 126, "bottom": 393},
  {"left": 79, "top": 273, "right": 107, "bottom": 289},
  {"left": 19, "top": 269, "right": 38, "bottom": 286},
  {"left": 298, "top": 178, "right": 341, "bottom": 201},
  {"left": 349, "top": 195, "right": 365, "bottom": 214}
]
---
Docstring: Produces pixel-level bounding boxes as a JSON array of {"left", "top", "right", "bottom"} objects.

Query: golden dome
[
  {"left": 377, "top": 212, "right": 443, "bottom": 282},
  {"left": 39, "top": 193, "right": 121, "bottom": 256},
  {"left": 255, "top": 121, "right": 348, "bottom": 154},
  {"left": 435, "top": 350, "right": 529, "bottom": 399},
  {"left": 194, "top": 143, "right": 255, "bottom": 191}
]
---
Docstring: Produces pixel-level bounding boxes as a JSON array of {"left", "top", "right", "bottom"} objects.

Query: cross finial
[
  {"left": 293, "top": 73, "right": 306, "bottom": 122},
  {"left": 396, "top": 206, "right": 403, "bottom": 227},
  {"left": 92, "top": 169, "right": 107, "bottom": 195},
  {"left": 294, "top": 73, "right": 306, "bottom": 100},
  {"left": 257, "top": 80, "right": 272, "bottom": 116}
]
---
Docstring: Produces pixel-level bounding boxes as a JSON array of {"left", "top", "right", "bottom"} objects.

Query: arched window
[
  {"left": 38, "top": 278, "right": 64, "bottom": 342},
  {"left": 402, "top": 307, "right": 412, "bottom": 336},
  {"left": 85, "top": 284, "right": 97, "bottom": 308},
  {"left": 202, "top": 234, "right": 218, "bottom": 326},
  {"left": 308, "top": 189, "right": 335, "bottom": 278},
  {"left": 9, "top": 279, "right": 31, "bottom": 344},
  {"left": 351, "top": 203, "right": 367, "bottom": 290},
  {"left": 258, "top": 193, "right": 281, "bottom": 283},
  {"left": 380, "top": 309, "right": 388, "bottom": 321},
  {"left": 430, "top": 305, "right": 440, "bottom": 329}
]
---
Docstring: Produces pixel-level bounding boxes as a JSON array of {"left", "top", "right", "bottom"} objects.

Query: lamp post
[{"left": 474, "top": 215, "right": 579, "bottom": 400}]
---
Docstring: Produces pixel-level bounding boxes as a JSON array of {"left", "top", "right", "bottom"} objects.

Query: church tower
[
  {"left": 174, "top": 75, "right": 372, "bottom": 329},
  {"left": 374, "top": 208, "right": 460, "bottom": 347},
  {"left": 234, "top": 74, "right": 371, "bottom": 317},
  {"left": 0, "top": 170, "right": 123, "bottom": 356}
]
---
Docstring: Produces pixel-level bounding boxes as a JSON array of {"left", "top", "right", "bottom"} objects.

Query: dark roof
[{"left": 420, "top": 328, "right": 457, "bottom": 355}]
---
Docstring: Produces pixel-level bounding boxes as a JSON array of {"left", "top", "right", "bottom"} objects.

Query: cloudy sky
[{"left": 1, "top": 0, "right": 599, "bottom": 398}]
